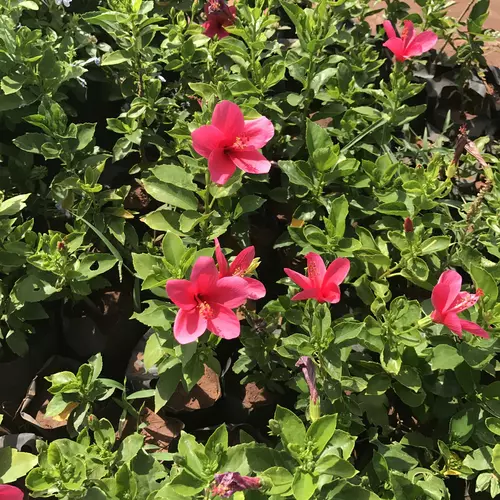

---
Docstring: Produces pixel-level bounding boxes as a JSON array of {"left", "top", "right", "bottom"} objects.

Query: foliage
[{"left": 0, "top": 0, "right": 498, "bottom": 498}]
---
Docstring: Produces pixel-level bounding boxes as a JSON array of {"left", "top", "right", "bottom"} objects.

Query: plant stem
[
  {"left": 340, "top": 117, "right": 388, "bottom": 155},
  {"left": 379, "top": 264, "right": 401, "bottom": 280},
  {"left": 202, "top": 171, "right": 212, "bottom": 240},
  {"left": 437, "top": 0, "right": 476, "bottom": 59}
]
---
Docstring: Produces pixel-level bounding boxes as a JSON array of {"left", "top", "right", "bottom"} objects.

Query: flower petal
[
  {"left": 321, "top": 282, "right": 341, "bottom": 304},
  {"left": 441, "top": 312, "right": 463, "bottom": 336},
  {"left": 207, "top": 304, "right": 241, "bottom": 339},
  {"left": 210, "top": 276, "right": 248, "bottom": 308},
  {"left": 460, "top": 319, "right": 489, "bottom": 339},
  {"left": 244, "top": 277, "right": 266, "bottom": 300},
  {"left": 284, "top": 268, "right": 312, "bottom": 290},
  {"left": 432, "top": 270, "right": 462, "bottom": 313},
  {"left": 174, "top": 309, "right": 207, "bottom": 344},
  {"left": 229, "top": 246, "right": 255, "bottom": 275},
  {"left": 292, "top": 289, "right": 321, "bottom": 301},
  {"left": 324, "top": 257, "right": 350, "bottom": 286},
  {"left": 214, "top": 238, "right": 230, "bottom": 277},
  {"left": 406, "top": 31, "right": 438, "bottom": 57},
  {"left": 190, "top": 256, "right": 219, "bottom": 295},
  {"left": 0, "top": 486, "right": 24, "bottom": 500},
  {"left": 306, "top": 252, "right": 327, "bottom": 288},
  {"left": 243, "top": 117, "right": 274, "bottom": 149},
  {"left": 383, "top": 38, "right": 406, "bottom": 61},
  {"left": 212, "top": 100, "right": 244, "bottom": 140},
  {"left": 229, "top": 149, "right": 272, "bottom": 174},
  {"left": 383, "top": 20, "right": 397, "bottom": 39},
  {"left": 208, "top": 148, "right": 237, "bottom": 185},
  {"left": 192, "top": 125, "right": 224, "bottom": 158},
  {"left": 166, "top": 279, "right": 197, "bottom": 310}
]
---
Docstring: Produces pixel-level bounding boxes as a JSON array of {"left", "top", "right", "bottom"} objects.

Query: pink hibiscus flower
[
  {"left": 284, "top": 253, "right": 350, "bottom": 303},
  {"left": 202, "top": 0, "right": 236, "bottom": 39},
  {"left": 0, "top": 485, "right": 24, "bottom": 500},
  {"left": 430, "top": 269, "right": 489, "bottom": 339},
  {"left": 191, "top": 100, "right": 274, "bottom": 185},
  {"left": 214, "top": 238, "right": 266, "bottom": 300},
  {"left": 383, "top": 20, "right": 438, "bottom": 62},
  {"left": 166, "top": 256, "right": 248, "bottom": 344}
]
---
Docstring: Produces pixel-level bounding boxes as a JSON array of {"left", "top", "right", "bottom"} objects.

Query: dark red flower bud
[
  {"left": 57, "top": 241, "right": 66, "bottom": 251},
  {"left": 404, "top": 217, "right": 414, "bottom": 233}
]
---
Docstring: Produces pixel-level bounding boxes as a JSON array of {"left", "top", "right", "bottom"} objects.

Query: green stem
[
  {"left": 340, "top": 117, "right": 389, "bottom": 155},
  {"left": 202, "top": 171, "right": 212, "bottom": 240},
  {"left": 417, "top": 316, "right": 433, "bottom": 329},
  {"left": 379, "top": 264, "right": 401, "bottom": 280}
]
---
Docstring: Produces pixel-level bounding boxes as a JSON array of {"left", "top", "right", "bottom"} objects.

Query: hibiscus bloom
[
  {"left": 191, "top": 100, "right": 274, "bottom": 185},
  {"left": 166, "top": 256, "right": 248, "bottom": 344},
  {"left": 284, "top": 253, "right": 350, "bottom": 303},
  {"left": 202, "top": 0, "right": 236, "bottom": 39},
  {"left": 430, "top": 269, "right": 489, "bottom": 339},
  {"left": 211, "top": 473, "right": 261, "bottom": 498},
  {"left": 0, "top": 485, "right": 24, "bottom": 500},
  {"left": 214, "top": 238, "right": 266, "bottom": 300},
  {"left": 383, "top": 20, "right": 438, "bottom": 62}
]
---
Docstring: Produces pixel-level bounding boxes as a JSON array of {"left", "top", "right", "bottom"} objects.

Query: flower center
[
  {"left": 449, "top": 289, "right": 483, "bottom": 313},
  {"left": 207, "top": 0, "right": 222, "bottom": 13},
  {"left": 232, "top": 136, "right": 248, "bottom": 150},
  {"left": 197, "top": 300, "right": 214, "bottom": 319},
  {"left": 232, "top": 266, "right": 245, "bottom": 277},
  {"left": 401, "top": 25, "right": 409, "bottom": 41},
  {"left": 308, "top": 261, "right": 320, "bottom": 281}
]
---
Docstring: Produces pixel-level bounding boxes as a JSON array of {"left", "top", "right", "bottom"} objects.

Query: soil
[
  {"left": 242, "top": 382, "right": 276, "bottom": 411},
  {"left": 167, "top": 364, "right": 222, "bottom": 412},
  {"left": 124, "top": 181, "right": 153, "bottom": 212},
  {"left": 140, "top": 407, "right": 184, "bottom": 451}
]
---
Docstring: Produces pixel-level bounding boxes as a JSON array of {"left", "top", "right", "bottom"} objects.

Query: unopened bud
[
  {"left": 57, "top": 241, "right": 66, "bottom": 251},
  {"left": 404, "top": 217, "right": 414, "bottom": 233}
]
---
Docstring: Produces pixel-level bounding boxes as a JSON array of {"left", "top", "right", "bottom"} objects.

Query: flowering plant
[{"left": 0, "top": 0, "right": 499, "bottom": 499}]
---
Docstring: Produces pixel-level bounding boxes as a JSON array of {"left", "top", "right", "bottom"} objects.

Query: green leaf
[
  {"left": 77, "top": 254, "right": 117, "bottom": 280},
  {"left": 132, "top": 300, "right": 172, "bottom": 329},
  {"left": 419, "top": 236, "right": 451, "bottom": 255},
  {"left": 486, "top": 417, "right": 500, "bottom": 436},
  {"left": 279, "top": 161, "right": 315, "bottom": 190},
  {"left": 292, "top": 471, "right": 316, "bottom": 500},
  {"left": 0, "top": 448, "right": 38, "bottom": 483},
  {"left": 306, "top": 119, "right": 331, "bottom": 155},
  {"left": 261, "top": 466, "right": 293, "bottom": 495},
  {"left": 155, "top": 363, "right": 182, "bottom": 412},
  {"left": 328, "top": 195, "right": 349, "bottom": 239},
  {"left": 143, "top": 178, "right": 198, "bottom": 210},
  {"left": 101, "top": 50, "right": 131, "bottom": 66},
  {"left": 366, "top": 373, "right": 391, "bottom": 396},
  {"left": 162, "top": 233, "right": 184, "bottom": 267},
  {"left": 115, "top": 433, "right": 144, "bottom": 465},
  {"left": 0, "top": 193, "right": 30, "bottom": 216},
  {"left": 430, "top": 344, "right": 464, "bottom": 371},
  {"left": 315, "top": 454, "right": 357, "bottom": 478},
  {"left": 177, "top": 432, "right": 207, "bottom": 477},
  {"left": 274, "top": 405, "right": 306, "bottom": 449},
  {"left": 450, "top": 407, "right": 478, "bottom": 444},
  {"left": 150, "top": 164, "right": 197, "bottom": 191},
  {"left": 470, "top": 264, "right": 497, "bottom": 309},
  {"left": 307, "top": 414, "right": 337, "bottom": 455},
  {"left": 13, "top": 133, "right": 50, "bottom": 155},
  {"left": 234, "top": 195, "right": 265, "bottom": 218},
  {"left": 205, "top": 424, "right": 228, "bottom": 460}
]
